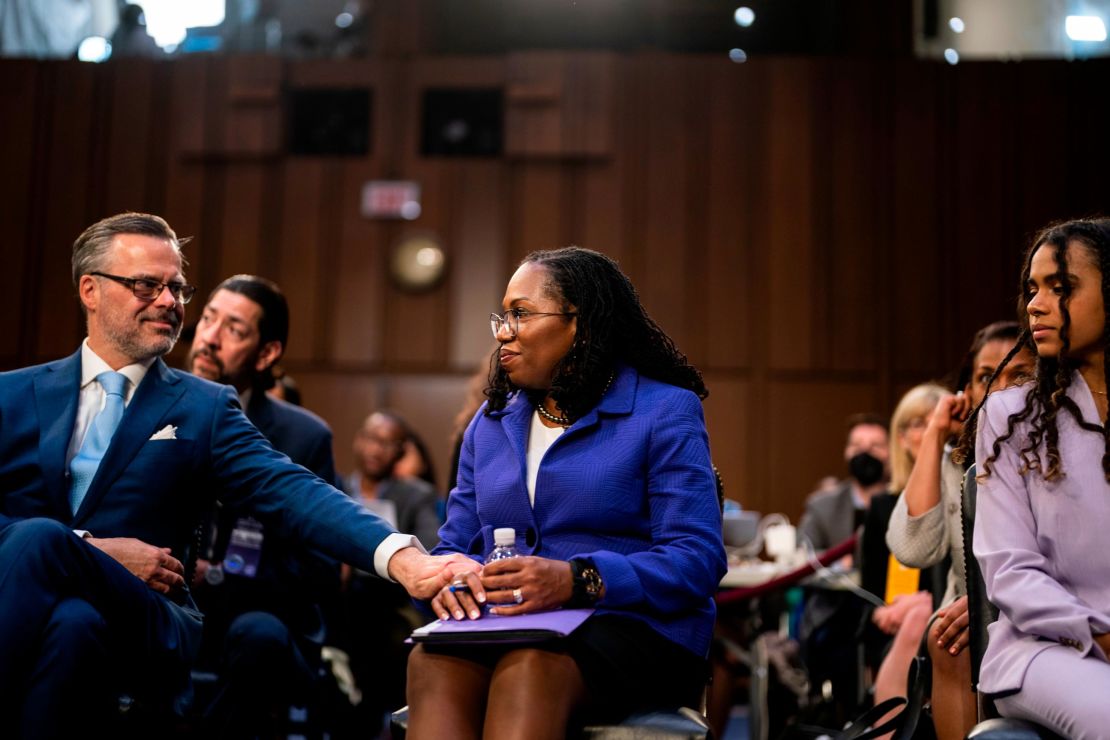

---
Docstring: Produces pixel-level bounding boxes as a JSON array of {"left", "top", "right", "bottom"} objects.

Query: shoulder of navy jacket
[
  {"left": 44, "top": 347, "right": 83, "bottom": 375},
  {"left": 152, "top": 358, "right": 185, "bottom": 386}
]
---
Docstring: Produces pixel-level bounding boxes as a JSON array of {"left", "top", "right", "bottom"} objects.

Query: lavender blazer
[
  {"left": 434, "top": 365, "right": 726, "bottom": 658},
  {"left": 974, "top": 373, "right": 1110, "bottom": 695}
]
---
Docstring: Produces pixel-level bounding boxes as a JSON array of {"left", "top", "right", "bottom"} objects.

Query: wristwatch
[{"left": 568, "top": 558, "right": 604, "bottom": 607}]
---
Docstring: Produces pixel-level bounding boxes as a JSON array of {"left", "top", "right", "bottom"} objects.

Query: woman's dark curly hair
[
  {"left": 484, "top": 247, "right": 707, "bottom": 420},
  {"left": 955, "top": 218, "right": 1110, "bottom": 482}
]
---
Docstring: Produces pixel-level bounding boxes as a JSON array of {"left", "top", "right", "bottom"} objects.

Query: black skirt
[{"left": 421, "top": 613, "right": 707, "bottom": 722}]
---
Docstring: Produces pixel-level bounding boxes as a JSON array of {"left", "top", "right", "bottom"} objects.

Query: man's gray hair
[{"left": 71, "top": 212, "right": 189, "bottom": 287}]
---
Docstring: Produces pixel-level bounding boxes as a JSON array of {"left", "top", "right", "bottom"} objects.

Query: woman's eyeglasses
[{"left": 489, "top": 308, "right": 577, "bottom": 338}]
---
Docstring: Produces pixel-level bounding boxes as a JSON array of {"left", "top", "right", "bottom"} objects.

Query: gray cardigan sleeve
[{"left": 885, "top": 490, "right": 948, "bottom": 569}]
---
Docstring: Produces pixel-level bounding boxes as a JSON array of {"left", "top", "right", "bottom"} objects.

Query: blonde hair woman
[{"left": 888, "top": 383, "right": 949, "bottom": 493}]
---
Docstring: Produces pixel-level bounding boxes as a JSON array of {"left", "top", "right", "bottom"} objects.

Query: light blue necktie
[{"left": 69, "top": 371, "right": 128, "bottom": 514}]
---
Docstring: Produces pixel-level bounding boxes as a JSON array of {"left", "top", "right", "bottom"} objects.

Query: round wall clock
[{"left": 390, "top": 235, "right": 447, "bottom": 291}]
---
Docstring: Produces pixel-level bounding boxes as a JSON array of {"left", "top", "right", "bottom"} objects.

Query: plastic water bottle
[{"left": 488, "top": 527, "right": 519, "bottom": 561}]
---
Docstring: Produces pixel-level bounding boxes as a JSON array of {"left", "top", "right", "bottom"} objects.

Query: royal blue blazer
[{"left": 435, "top": 365, "right": 726, "bottom": 658}]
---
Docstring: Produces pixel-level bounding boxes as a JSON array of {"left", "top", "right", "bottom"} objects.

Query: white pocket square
[{"left": 149, "top": 424, "right": 177, "bottom": 441}]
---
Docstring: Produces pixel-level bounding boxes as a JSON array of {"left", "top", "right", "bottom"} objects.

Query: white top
[{"left": 526, "top": 410, "right": 565, "bottom": 507}]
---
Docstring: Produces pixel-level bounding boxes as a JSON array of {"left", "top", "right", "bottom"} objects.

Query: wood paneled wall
[{"left": 5, "top": 53, "right": 1110, "bottom": 521}]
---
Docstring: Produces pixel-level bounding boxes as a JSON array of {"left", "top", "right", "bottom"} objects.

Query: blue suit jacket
[
  {"left": 198, "top": 390, "right": 343, "bottom": 640},
  {"left": 435, "top": 365, "right": 726, "bottom": 657},
  {"left": 0, "top": 349, "right": 395, "bottom": 608}
]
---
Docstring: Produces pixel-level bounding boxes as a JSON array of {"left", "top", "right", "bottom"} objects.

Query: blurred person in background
[
  {"left": 266, "top": 367, "right": 302, "bottom": 406},
  {"left": 797, "top": 413, "right": 890, "bottom": 722},
  {"left": 887, "top": 321, "right": 1034, "bottom": 740},
  {"left": 862, "top": 383, "right": 947, "bottom": 736},
  {"left": 186, "top": 274, "right": 342, "bottom": 736},
  {"left": 109, "top": 4, "right": 161, "bottom": 58},
  {"left": 337, "top": 410, "right": 441, "bottom": 735}
]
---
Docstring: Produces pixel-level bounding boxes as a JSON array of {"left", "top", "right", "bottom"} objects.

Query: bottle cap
[{"left": 494, "top": 527, "right": 516, "bottom": 547}]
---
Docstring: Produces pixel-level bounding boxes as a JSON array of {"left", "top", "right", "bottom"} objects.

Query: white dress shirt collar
[{"left": 80, "top": 339, "right": 155, "bottom": 402}]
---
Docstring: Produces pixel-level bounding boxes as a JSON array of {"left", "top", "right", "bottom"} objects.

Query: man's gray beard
[{"left": 106, "top": 324, "right": 180, "bottom": 363}]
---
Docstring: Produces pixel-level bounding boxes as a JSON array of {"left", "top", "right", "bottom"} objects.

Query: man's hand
[
  {"left": 86, "top": 537, "right": 185, "bottom": 595},
  {"left": 387, "top": 547, "right": 480, "bottom": 600},
  {"left": 931, "top": 595, "right": 971, "bottom": 655}
]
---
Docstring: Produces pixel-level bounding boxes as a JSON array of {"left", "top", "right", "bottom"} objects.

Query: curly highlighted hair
[{"left": 485, "top": 247, "right": 707, "bottom": 419}]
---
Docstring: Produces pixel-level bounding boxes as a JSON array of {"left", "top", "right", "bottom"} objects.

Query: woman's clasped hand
[
  {"left": 930, "top": 595, "right": 970, "bottom": 656},
  {"left": 432, "top": 556, "right": 576, "bottom": 620}
]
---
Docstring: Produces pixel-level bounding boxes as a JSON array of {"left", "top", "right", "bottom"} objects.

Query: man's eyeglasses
[
  {"left": 490, "top": 308, "right": 577, "bottom": 338},
  {"left": 90, "top": 272, "right": 197, "bottom": 304}
]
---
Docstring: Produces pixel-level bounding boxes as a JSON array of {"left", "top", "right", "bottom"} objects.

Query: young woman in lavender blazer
[{"left": 969, "top": 219, "right": 1110, "bottom": 739}]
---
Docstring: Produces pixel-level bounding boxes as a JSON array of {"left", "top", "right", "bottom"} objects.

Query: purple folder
[{"left": 409, "top": 608, "right": 595, "bottom": 645}]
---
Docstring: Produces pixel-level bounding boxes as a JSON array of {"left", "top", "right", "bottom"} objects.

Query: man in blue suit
[
  {"left": 0, "top": 212, "right": 473, "bottom": 738},
  {"left": 185, "top": 274, "right": 345, "bottom": 735}
]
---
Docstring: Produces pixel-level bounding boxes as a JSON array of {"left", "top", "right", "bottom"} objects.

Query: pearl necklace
[
  {"left": 536, "top": 373, "right": 615, "bottom": 426},
  {"left": 536, "top": 403, "right": 572, "bottom": 426}
]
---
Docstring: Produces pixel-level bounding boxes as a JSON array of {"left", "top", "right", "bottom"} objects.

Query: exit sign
[{"left": 361, "top": 180, "right": 422, "bottom": 220}]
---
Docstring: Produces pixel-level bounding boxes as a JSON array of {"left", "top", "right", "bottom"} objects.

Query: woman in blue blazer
[{"left": 405, "top": 247, "right": 726, "bottom": 739}]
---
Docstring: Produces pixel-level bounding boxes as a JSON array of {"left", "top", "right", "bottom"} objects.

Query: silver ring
[{"left": 512, "top": 588, "right": 523, "bottom": 604}]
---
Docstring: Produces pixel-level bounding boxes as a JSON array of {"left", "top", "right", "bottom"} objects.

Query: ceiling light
[
  {"left": 1065, "top": 15, "right": 1108, "bottom": 42},
  {"left": 77, "top": 37, "right": 112, "bottom": 62}
]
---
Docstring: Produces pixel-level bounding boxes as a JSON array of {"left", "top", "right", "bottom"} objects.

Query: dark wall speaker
[
  {"left": 421, "top": 88, "right": 503, "bottom": 157},
  {"left": 288, "top": 88, "right": 372, "bottom": 156}
]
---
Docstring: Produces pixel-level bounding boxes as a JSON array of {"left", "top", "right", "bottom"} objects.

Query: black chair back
[{"left": 961, "top": 464, "right": 997, "bottom": 691}]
